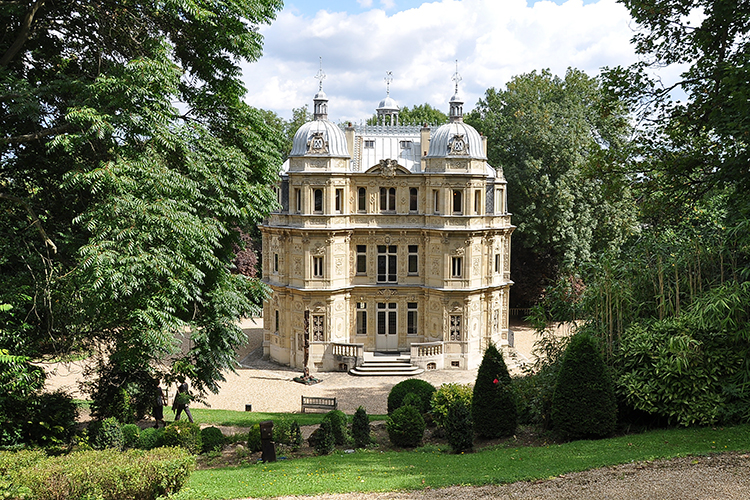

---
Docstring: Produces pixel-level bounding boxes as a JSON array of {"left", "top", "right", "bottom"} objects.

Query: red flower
[{"left": 493, "top": 378, "right": 498, "bottom": 384}]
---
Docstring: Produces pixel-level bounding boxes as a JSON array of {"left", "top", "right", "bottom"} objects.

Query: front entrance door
[{"left": 376, "top": 302, "right": 398, "bottom": 351}]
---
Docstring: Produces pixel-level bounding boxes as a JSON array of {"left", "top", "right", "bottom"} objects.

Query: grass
[
  {"left": 179, "top": 424, "right": 750, "bottom": 499},
  {"left": 187, "top": 408, "right": 387, "bottom": 428}
]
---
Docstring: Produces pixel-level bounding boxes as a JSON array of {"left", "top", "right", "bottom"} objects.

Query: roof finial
[
  {"left": 451, "top": 60, "right": 462, "bottom": 95},
  {"left": 384, "top": 71, "right": 393, "bottom": 96},
  {"left": 315, "top": 57, "right": 326, "bottom": 92}
]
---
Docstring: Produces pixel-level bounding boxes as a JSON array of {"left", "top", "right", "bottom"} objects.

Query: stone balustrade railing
[{"left": 332, "top": 342, "right": 364, "bottom": 359}]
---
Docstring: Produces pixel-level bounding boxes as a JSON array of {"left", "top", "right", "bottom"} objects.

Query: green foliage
[
  {"left": 352, "top": 406, "right": 371, "bottom": 448},
  {"left": 273, "top": 418, "right": 303, "bottom": 450},
  {"left": 472, "top": 344, "right": 517, "bottom": 439},
  {"left": 0, "top": 0, "right": 285, "bottom": 417},
  {"left": 324, "top": 410, "right": 350, "bottom": 446},
  {"left": 200, "top": 427, "right": 225, "bottom": 454},
  {"left": 387, "top": 379, "right": 436, "bottom": 415},
  {"left": 247, "top": 424, "right": 262, "bottom": 453},
  {"left": 386, "top": 405, "right": 425, "bottom": 448},
  {"left": 3, "top": 447, "right": 194, "bottom": 500},
  {"left": 367, "top": 103, "right": 448, "bottom": 126},
  {"left": 121, "top": 424, "right": 141, "bottom": 450},
  {"left": 551, "top": 333, "right": 617, "bottom": 440},
  {"left": 512, "top": 370, "right": 558, "bottom": 428},
  {"left": 161, "top": 421, "right": 202, "bottom": 455},
  {"left": 444, "top": 397, "right": 473, "bottom": 453},
  {"left": 615, "top": 318, "right": 746, "bottom": 426},
  {"left": 94, "top": 417, "right": 124, "bottom": 451},
  {"left": 313, "top": 419, "right": 335, "bottom": 456},
  {"left": 138, "top": 428, "right": 164, "bottom": 451},
  {"left": 430, "top": 383, "right": 473, "bottom": 429}
]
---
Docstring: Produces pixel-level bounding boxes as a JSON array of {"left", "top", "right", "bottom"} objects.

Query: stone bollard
[{"left": 259, "top": 420, "right": 276, "bottom": 462}]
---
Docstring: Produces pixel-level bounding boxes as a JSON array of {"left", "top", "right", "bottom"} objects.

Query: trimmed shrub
[
  {"left": 387, "top": 379, "right": 436, "bottom": 415},
  {"left": 288, "top": 421, "right": 302, "bottom": 451},
  {"left": 352, "top": 406, "right": 371, "bottom": 448},
  {"left": 247, "top": 424, "right": 262, "bottom": 452},
  {"left": 431, "top": 383, "right": 473, "bottom": 429},
  {"left": 444, "top": 397, "right": 473, "bottom": 453},
  {"left": 273, "top": 419, "right": 303, "bottom": 451},
  {"left": 324, "top": 410, "right": 350, "bottom": 446},
  {"left": 386, "top": 404, "right": 425, "bottom": 448},
  {"left": 94, "top": 417, "right": 124, "bottom": 450},
  {"left": 200, "top": 427, "right": 225, "bottom": 454},
  {"left": 472, "top": 344, "right": 517, "bottom": 439},
  {"left": 121, "top": 424, "right": 140, "bottom": 449},
  {"left": 551, "top": 332, "right": 617, "bottom": 440},
  {"left": 29, "top": 390, "right": 79, "bottom": 447},
  {"left": 138, "top": 427, "right": 163, "bottom": 450},
  {"left": 4, "top": 447, "right": 194, "bottom": 500},
  {"left": 162, "top": 421, "right": 202, "bottom": 455},
  {"left": 312, "top": 419, "right": 335, "bottom": 455}
]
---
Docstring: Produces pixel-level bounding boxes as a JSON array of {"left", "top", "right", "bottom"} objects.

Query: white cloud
[
  {"left": 358, "top": 0, "right": 374, "bottom": 7},
  {"left": 243, "top": 0, "right": 641, "bottom": 122}
]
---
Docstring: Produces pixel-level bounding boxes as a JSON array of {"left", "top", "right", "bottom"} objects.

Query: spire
[
  {"left": 449, "top": 60, "right": 464, "bottom": 123},
  {"left": 384, "top": 71, "right": 393, "bottom": 96},
  {"left": 313, "top": 57, "right": 328, "bottom": 120}
]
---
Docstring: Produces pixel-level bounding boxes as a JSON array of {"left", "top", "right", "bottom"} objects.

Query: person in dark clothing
[
  {"left": 173, "top": 380, "right": 194, "bottom": 423},
  {"left": 153, "top": 385, "right": 167, "bottom": 428}
]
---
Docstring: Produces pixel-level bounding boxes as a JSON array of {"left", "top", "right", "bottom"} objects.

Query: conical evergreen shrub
[
  {"left": 472, "top": 343, "right": 517, "bottom": 439},
  {"left": 550, "top": 332, "right": 617, "bottom": 440},
  {"left": 352, "top": 406, "right": 371, "bottom": 448}
]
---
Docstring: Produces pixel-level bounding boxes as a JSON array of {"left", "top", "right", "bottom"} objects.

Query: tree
[
  {"left": 471, "top": 344, "right": 516, "bottom": 439},
  {"left": 0, "top": 0, "right": 284, "bottom": 416},
  {"left": 366, "top": 103, "right": 447, "bottom": 126},
  {"left": 467, "top": 69, "right": 636, "bottom": 305}
]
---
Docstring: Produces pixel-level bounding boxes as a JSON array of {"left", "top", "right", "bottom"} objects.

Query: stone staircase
[{"left": 349, "top": 352, "right": 424, "bottom": 376}]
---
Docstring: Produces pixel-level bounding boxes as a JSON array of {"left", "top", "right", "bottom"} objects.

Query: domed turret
[{"left": 376, "top": 71, "right": 399, "bottom": 126}]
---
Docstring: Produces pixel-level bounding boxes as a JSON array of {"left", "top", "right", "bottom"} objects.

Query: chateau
[{"left": 260, "top": 72, "right": 514, "bottom": 374}]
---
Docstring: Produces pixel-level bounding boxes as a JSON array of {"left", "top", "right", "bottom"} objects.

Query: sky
[{"left": 241, "top": 0, "right": 653, "bottom": 123}]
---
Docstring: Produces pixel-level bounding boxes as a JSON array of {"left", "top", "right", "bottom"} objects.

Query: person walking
[
  {"left": 173, "top": 379, "right": 194, "bottom": 423},
  {"left": 153, "top": 385, "right": 167, "bottom": 428}
]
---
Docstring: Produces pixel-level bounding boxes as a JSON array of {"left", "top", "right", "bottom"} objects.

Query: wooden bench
[{"left": 301, "top": 396, "right": 337, "bottom": 413}]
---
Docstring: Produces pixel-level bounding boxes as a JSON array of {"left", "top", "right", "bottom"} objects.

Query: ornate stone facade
[{"left": 260, "top": 78, "right": 514, "bottom": 372}]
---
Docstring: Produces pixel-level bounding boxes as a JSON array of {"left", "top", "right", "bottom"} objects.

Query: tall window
[
  {"left": 377, "top": 303, "right": 397, "bottom": 335},
  {"left": 295, "top": 189, "right": 301, "bottom": 213},
  {"left": 356, "top": 303, "right": 367, "bottom": 335},
  {"left": 275, "top": 310, "right": 279, "bottom": 332},
  {"left": 335, "top": 188, "right": 343, "bottom": 213},
  {"left": 409, "top": 187, "right": 418, "bottom": 212},
  {"left": 312, "top": 314, "right": 325, "bottom": 341},
  {"left": 495, "top": 188, "right": 503, "bottom": 214},
  {"left": 408, "top": 245, "right": 418, "bottom": 275},
  {"left": 433, "top": 190, "right": 439, "bottom": 214},
  {"left": 449, "top": 315, "right": 462, "bottom": 341},
  {"left": 380, "top": 187, "right": 396, "bottom": 212},
  {"left": 313, "top": 188, "right": 323, "bottom": 213},
  {"left": 313, "top": 256, "right": 324, "bottom": 277},
  {"left": 358, "top": 187, "right": 366, "bottom": 212},
  {"left": 356, "top": 245, "right": 367, "bottom": 274},
  {"left": 274, "top": 253, "right": 279, "bottom": 273},
  {"left": 495, "top": 253, "right": 501, "bottom": 274},
  {"left": 407, "top": 302, "right": 418, "bottom": 335},
  {"left": 452, "top": 189, "right": 462, "bottom": 214},
  {"left": 451, "top": 256, "right": 463, "bottom": 278},
  {"left": 474, "top": 190, "right": 481, "bottom": 214},
  {"left": 377, "top": 245, "right": 397, "bottom": 283}
]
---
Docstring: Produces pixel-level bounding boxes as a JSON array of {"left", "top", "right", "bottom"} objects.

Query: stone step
[{"left": 349, "top": 361, "right": 424, "bottom": 377}]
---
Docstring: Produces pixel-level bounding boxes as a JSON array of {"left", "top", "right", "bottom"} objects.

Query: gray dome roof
[
  {"left": 289, "top": 118, "right": 349, "bottom": 158},
  {"left": 377, "top": 96, "right": 399, "bottom": 110},
  {"left": 426, "top": 121, "right": 485, "bottom": 159}
]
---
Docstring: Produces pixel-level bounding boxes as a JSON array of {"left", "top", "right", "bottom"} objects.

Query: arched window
[
  {"left": 313, "top": 188, "right": 323, "bottom": 213},
  {"left": 358, "top": 187, "right": 366, "bottom": 212},
  {"left": 452, "top": 189, "right": 463, "bottom": 214},
  {"left": 380, "top": 187, "right": 396, "bottom": 212},
  {"left": 409, "top": 188, "right": 418, "bottom": 212}
]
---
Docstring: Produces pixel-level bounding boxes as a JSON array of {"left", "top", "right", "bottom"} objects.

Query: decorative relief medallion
[
  {"left": 431, "top": 258, "right": 439, "bottom": 275},
  {"left": 335, "top": 257, "right": 343, "bottom": 275},
  {"left": 448, "top": 134, "right": 468, "bottom": 155},
  {"left": 307, "top": 132, "right": 329, "bottom": 154},
  {"left": 294, "top": 258, "right": 301, "bottom": 276},
  {"left": 378, "top": 159, "right": 398, "bottom": 178},
  {"left": 312, "top": 245, "right": 325, "bottom": 257},
  {"left": 377, "top": 289, "right": 398, "bottom": 296},
  {"left": 306, "top": 159, "right": 327, "bottom": 169}
]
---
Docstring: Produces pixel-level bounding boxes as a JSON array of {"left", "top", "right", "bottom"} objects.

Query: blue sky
[{"left": 241, "top": 0, "right": 671, "bottom": 122}]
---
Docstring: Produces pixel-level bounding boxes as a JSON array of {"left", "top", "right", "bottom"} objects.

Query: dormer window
[
  {"left": 400, "top": 140, "right": 412, "bottom": 149},
  {"left": 364, "top": 140, "right": 375, "bottom": 149}
]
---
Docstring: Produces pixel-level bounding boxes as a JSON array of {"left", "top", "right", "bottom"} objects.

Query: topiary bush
[
  {"left": 386, "top": 404, "right": 425, "bottom": 448},
  {"left": 200, "top": 427, "right": 225, "bottom": 454},
  {"left": 94, "top": 417, "right": 124, "bottom": 451},
  {"left": 27, "top": 390, "right": 79, "bottom": 447},
  {"left": 162, "top": 421, "right": 202, "bottom": 455},
  {"left": 312, "top": 419, "right": 335, "bottom": 455},
  {"left": 444, "top": 397, "right": 473, "bottom": 453},
  {"left": 137, "top": 428, "right": 163, "bottom": 450},
  {"left": 352, "top": 406, "right": 371, "bottom": 448},
  {"left": 472, "top": 344, "right": 517, "bottom": 439},
  {"left": 121, "top": 424, "right": 141, "bottom": 449},
  {"left": 4, "top": 447, "right": 194, "bottom": 500},
  {"left": 247, "top": 424, "right": 262, "bottom": 452},
  {"left": 551, "top": 332, "right": 617, "bottom": 440},
  {"left": 387, "top": 379, "right": 436, "bottom": 415},
  {"left": 431, "top": 383, "right": 473, "bottom": 429},
  {"left": 324, "top": 410, "right": 349, "bottom": 446}
]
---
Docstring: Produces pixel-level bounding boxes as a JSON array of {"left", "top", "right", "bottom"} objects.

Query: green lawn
[{"left": 178, "top": 424, "right": 750, "bottom": 499}]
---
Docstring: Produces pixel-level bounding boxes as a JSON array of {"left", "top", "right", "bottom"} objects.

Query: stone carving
[
  {"left": 448, "top": 134, "right": 468, "bottom": 155},
  {"left": 307, "top": 132, "right": 329, "bottom": 154},
  {"left": 379, "top": 159, "right": 398, "bottom": 178}
]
